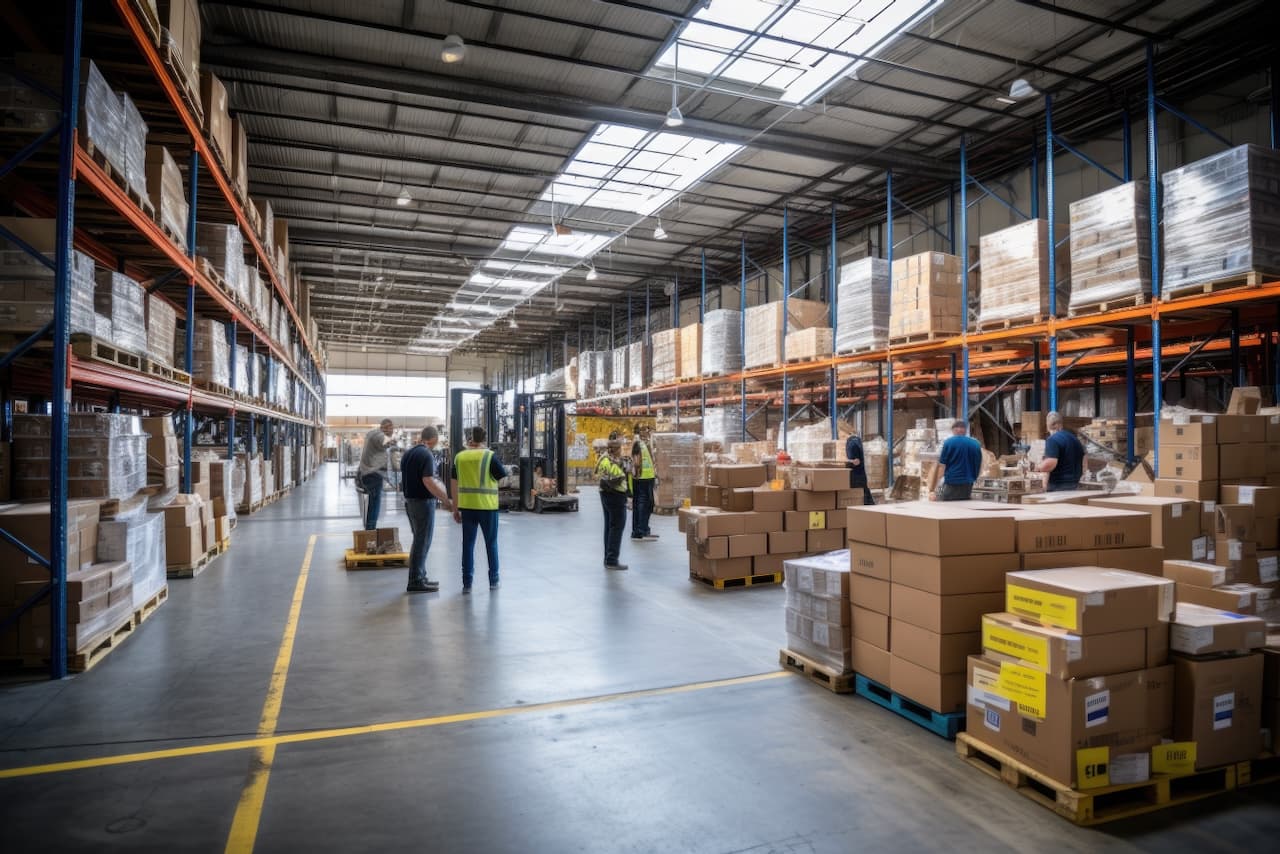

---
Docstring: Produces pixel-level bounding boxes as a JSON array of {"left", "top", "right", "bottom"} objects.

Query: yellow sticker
[
  {"left": 1007, "top": 584, "right": 1080, "bottom": 631},
  {"left": 983, "top": 621, "right": 1050, "bottom": 671},
  {"left": 1151, "top": 742, "right": 1197, "bottom": 776},
  {"left": 996, "top": 661, "right": 1048, "bottom": 719},
  {"left": 808, "top": 511, "right": 826, "bottom": 530},
  {"left": 972, "top": 665, "right": 1002, "bottom": 695},
  {"left": 1076, "top": 746, "right": 1110, "bottom": 789}
]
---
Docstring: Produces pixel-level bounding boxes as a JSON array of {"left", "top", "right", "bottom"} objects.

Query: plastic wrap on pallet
[
  {"left": 836, "top": 257, "right": 889, "bottom": 352},
  {"left": 94, "top": 270, "right": 147, "bottom": 354},
  {"left": 1162, "top": 144, "right": 1280, "bottom": 293},
  {"left": 576, "top": 351, "right": 595, "bottom": 398},
  {"left": 14, "top": 56, "right": 121, "bottom": 167},
  {"left": 610, "top": 346, "right": 628, "bottom": 391},
  {"left": 98, "top": 511, "right": 167, "bottom": 610},
  {"left": 195, "top": 223, "right": 244, "bottom": 290},
  {"left": 541, "top": 367, "right": 568, "bottom": 396},
  {"left": 145, "top": 145, "right": 188, "bottom": 249},
  {"left": 146, "top": 293, "right": 176, "bottom": 366},
  {"left": 12, "top": 413, "right": 148, "bottom": 500},
  {"left": 627, "top": 341, "right": 647, "bottom": 389},
  {"left": 889, "top": 251, "right": 963, "bottom": 340},
  {"left": 652, "top": 432, "right": 703, "bottom": 508},
  {"left": 1068, "top": 180, "right": 1151, "bottom": 311},
  {"left": 785, "top": 422, "right": 839, "bottom": 464},
  {"left": 702, "top": 406, "right": 743, "bottom": 447},
  {"left": 273, "top": 359, "right": 289, "bottom": 406},
  {"left": 650, "top": 328, "right": 680, "bottom": 384},
  {"left": 0, "top": 232, "right": 94, "bottom": 336},
  {"left": 594, "top": 351, "right": 612, "bottom": 394},
  {"left": 193, "top": 317, "right": 230, "bottom": 387},
  {"left": 976, "top": 220, "right": 1070, "bottom": 326},
  {"left": 236, "top": 453, "right": 264, "bottom": 507},
  {"left": 255, "top": 354, "right": 267, "bottom": 399},
  {"left": 701, "top": 309, "right": 742, "bottom": 376},
  {"left": 116, "top": 91, "right": 148, "bottom": 195},
  {"left": 784, "top": 327, "right": 833, "bottom": 362},
  {"left": 744, "top": 298, "right": 828, "bottom": 368},
  {"left": 233, "top": 344, "right": 250, "bottom": 394}
]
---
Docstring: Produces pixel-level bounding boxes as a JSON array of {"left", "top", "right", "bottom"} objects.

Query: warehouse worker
[
  {"left": 845, "top": 431, "right": 875, "bottom": 506},
  {"left": 929, "top": 420, "right": 981, "bottom": 501},
  {"left": 630, "top": 423, "right": 659, "bottom": 541},
  {"left": 597, "top": 438, "right": 630, "bottom": 570},
  {"left": 400, "top": 426, "right": 454, "bottom": 594},
  {"left": 451, "top": 426, "right": 507, "bottom": 593},
  {"left": 1039, "top": 411, "right": 1086, "bottom": 491},
  {"left": 358, "top": 418, "right": 397, "bottom": 530}
]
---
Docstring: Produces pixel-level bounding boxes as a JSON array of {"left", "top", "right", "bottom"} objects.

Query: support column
[
  {"left": 183, "top": 145, "right": 199, "bottom": 495},
  {"left": 1045, "top": 95, "right": 1059, "bottom": 412},
  {"left": 1147, "top": 41, "right": 1163, "bottom": 475}
]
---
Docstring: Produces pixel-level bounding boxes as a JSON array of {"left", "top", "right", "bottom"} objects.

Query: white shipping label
[
  {"left": 1086, "top": 591, "right": 1105, "bottom": 606},
  {"left": 1192, "top": 537, "right": 1208, "bottom": 561},
  {"left": 1160, "top": 582, "right": 1174, "bottom": 619},
  {"left": 1172, "top": 503, "right": 1183, "bottom": 518},
  {"left": 1213, "top": 693, "right": 1235, "bottom": 730},
  {"left": 1260, "top": 556, "right": 1278, "bottom": 585},
  {"left": 1205, "top": 501, "right": 1217, "bottom": 513},
  {"left": 812, "top": 622, "right": 830, "bottom": 646},
  {"left": 1229, "top": 540, "right": 1243, "bottom": 561},
  {"left": 1085, "top": 689, "right": 1110, "bottom": 728},
  {"left": 1110, "top": 752, "right": 1150, "bottom": 785},
  {"left": 1239, "top": 485, "right": 1257, "bottom": 503},
  {"left": 1172, "top": 414, "right": 1191, "bottom": 425},
  {"left": 1170, "top": 624, "right": 1213, "bottom": 654},
  {"left": 1204, "top": 415, "right": 1217, "bottom": 424},
  {"left": 1065, "top": 637, "right": 1083, "bottom": 662}
]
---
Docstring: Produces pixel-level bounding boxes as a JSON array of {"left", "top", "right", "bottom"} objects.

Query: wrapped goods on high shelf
[
  {"left": 255, "top": 199, "right": 275, "bottom": 253},
  {"left": 592, "top": 351, "right": 612, "bottom": 395},
  {"left": 236, "top": 452, "right": 265, "bottom": 509},
  {"left": 744, "top": 298, "right": 828, "bottom": 369},
  {"left": 97, "top": 499, "right": 167, "bottom": 611},
  {"left": 273, "top": 218, "right": 290, "bottom": 279},
  {"left": 835, "top": 257, "right": 889, "bottom": 353},
  {"left": 94, "top": 270, "right": 147, "bottom": 355},
  {"left": 116, "top": 92, "right": 148, "bottom": 196},
  {"left": 1068, "top": 180, "right": 1150, "bottom": 312},
  {"left": 976, "top": 219, "right": 1070, "bottom": 327},
  {"left": 678, "top": 323, "right": 702, "bottom": 379},
  {"left": 728, "top": 440, "right": 776, "bottom": 464},
  {"left": 195, "top": 223, "right": 245, "bottom": 291},
  {"left": 889, "top": 251, "right": 963, "bottom": 342},
  {"left": 0, "top": 220, "right": 95, "bottom": 336},
  {"left": 0, "top": 66, "right": 58, "bottom": 133},
  {"left": 1163, "top": 144, "right": 1280, "bottom": 294},
  {"left": 541, "top": 367, "right": 571, "bottom": 397},
  {"left": 784, "top": 551, "right": 854, "bottom": 674},
  {"left": 145, "top": 146, "right": 189, "bottom": 249},
  {"left": 701, "top": 309, "right": 742, "bottom": 376},
  {"left": 650, "top": 328, "right": 680, "bottom": 384},
  {"left": 199, "top": 71, "right": 231, "bottom": 165},
  {"left": 15, "top": 55, "right": 120, "bottom": 176},
  {"left": 230, "top": 116, "right": 249, "bottom": 199},
  {"left": 627, "top": 341, "right": 647, "bottom": 389},
  {"left": 254, "top": 353, "right": 268, "bottom": 400},
  {"left": 610, "top": 346, "right": 628, "bottom": 391},
  {"left": 190, "top": 317, "right": 230, "bottom": 387},
  {"left": 252, "top": 268, "right": 269, "bottom": 324},
  {"left": 143, "top": 416, "right": 181, "bottom": 492},
  {"left": 784, "top": 327, "right": 833, "bottom": 362},
  {"left": 274, "top": 359, "right": 290, "bottom": 407},
  {"left": 576, "top": 351, "right": 596, "bottom": 398},
  {"left": 703, "top": 406, "right": 744, "bottom": 448},
  {"left": 12, "top": 414, "right": 148, "bottom": 501},
  {"left": 233, "top": 344, "right": 250, "bottom": 395},
  {"left": 653, "top": 433, "right": 704, "bottom": 509},
  {"left": 156, "top": 0, "right": 202, "bottom": 103}
]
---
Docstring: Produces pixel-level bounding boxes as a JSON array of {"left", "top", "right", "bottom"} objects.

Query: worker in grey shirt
[{"left": 358, "top": 418, "right": 397, "bottom": 530}]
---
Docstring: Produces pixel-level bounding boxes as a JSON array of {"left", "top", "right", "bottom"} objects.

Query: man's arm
[
  {"left": 450, "top": 477, "right": 462, "bottom": 521},
  {"left": 928, "top": 462, "right": 945, "bottom": 498},
  {"left": 423, "top": 473, "right": 452, "bottom": 509},
  {"left": 1038, "top": 457, "right": 1059, "bottom": 473}
]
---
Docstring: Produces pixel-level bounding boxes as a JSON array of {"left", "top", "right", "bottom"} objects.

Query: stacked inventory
[
  {"left": 678, "top": 323, "right": 702, "bottom": 379},
  {"left": 145, "top": 145, "right": 189, "bottom": 248},
  {"left": 701, "top": 309, "right": 742, "bottom": 376},
  {"left": 976, "top": 219, "right": 1070, "bottom": 327},
  {"left": 12, "top": 414, "right": 148, "bottom": 501},
  {"left": 652, "top": 433, "right": 703, "bottom": 510},
  {"left": 236, "top": 452, "right": 265, "bottom": 509},
  {"left": 190, "top": 317, "right": 230, "bottom": 387},
  {"left": 0, "top": 218, "right": 96, "bottom": 337},
  {"left": 651, "top": 328, "right": 680, "bottom": 384},
  {"left": 159, "top": 493, "right": 212, "bottom": 569},
  {"left": 96, "top": 500, "right": 167, "bottom": 611},
  {"left": 744, "top": 298, "right": 828, "bottom": 369},
  {"left": 835, "top": 257, "right": 890, "bottom": 353},
  {"left": 702, "top": 406, "right": 744, "bottom": 448},
  {"left": 195, "top": 223, "right": 245, "bottom": 292},
  {"left": 966, "top": 568, "right": 1175, "bottom": 789},
  {"left": 143, "top": 416, "right": 181, "bottom": 491},
  {"left": 784, "top": 327, "right": 833, "bottom": 362},
  {"left": 784, "top": 551, "right": 853, "bottom": 674},
  {"left": 610, "top": 346, "right": 628, "bottom": 391},
  {"left": 627, "top": 342, "right": 647, "bottom": 389},
  {"left": 157, "top": 0, "right": 202, "bottom": 105},
  {"left": 889, "top": 251, "right": 962, "bottom": 341},
  {"left": 1068, "top": 180, "right": 1151, "bottom": 312},
  {"left": 1088, "top": 495, "right": 1204, "bottom": 561},
  {"left": 1079, "top": 416, "right": 1153, "bottom": 460},
  {"left": 94, "top": 270, "right": 147, "bottom": 354},
  {"left": 146, "top": 294, "right": 177, "bottom": 367},
  {"left": 1162, "top": 144, "right": 1280, "bottom": 295}
]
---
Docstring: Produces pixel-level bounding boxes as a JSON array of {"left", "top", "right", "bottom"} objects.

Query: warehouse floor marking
[{"left": 225, "top": 532, "right": 317, "bottom": 854}]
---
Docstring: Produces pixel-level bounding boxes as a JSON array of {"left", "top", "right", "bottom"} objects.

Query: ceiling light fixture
[
  {"left": 653, "top": 217, "right": 668, "bottom": 240},
  {"left": 666, "top": 39, "right": 684, "bottom": 128},
  {"left": 441, "top": 34, "right": 466, "bottom": 64},
  {"left": 586, "top": 265, "right": 598, "bottom": 281},
  {"left": 396, "top": 187, "right": 411, "bottom": 206},
  {"left": 994, "top": 95, "right": 1017, "bottom": 105},
  {"left": 1008, "top": 78, "right": 1038, "bottom": 99}
]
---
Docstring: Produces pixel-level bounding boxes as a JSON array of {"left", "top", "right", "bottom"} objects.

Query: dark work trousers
[
  {"left": 600, "top": 489, "right": 628, "bottom": 566},
  {"left": 631, "top": 478, "right": 654, "bottom": 538},
  {"left": 938, "top": 482, "right": 974, "bottom": 501}
]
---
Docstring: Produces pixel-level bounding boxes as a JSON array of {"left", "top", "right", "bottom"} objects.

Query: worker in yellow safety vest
[
  {"left": 629, "top": 423, "right": 659, "bottom": 542},
  {"left": 450, "top": 426, "right": 507, "bottom": 593},
  {"left": 596, "top": 438, "right": 630, "bottom": 570}
]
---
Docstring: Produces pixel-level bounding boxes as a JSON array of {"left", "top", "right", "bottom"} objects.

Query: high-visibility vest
[
  {"left": 636, "top": 440, "right": 655, "bottom": 480},
  {"left": 455, "top": 448, "right": 499, "bottom": 510},
  {"left": 596, "top": 455, "right": 629, "bottom": 493}
]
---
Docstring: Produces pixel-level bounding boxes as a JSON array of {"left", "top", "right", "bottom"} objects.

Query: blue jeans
[
  {"left": 460, "top": 509, "right": 500, "bottom": 587},
  {"left": 1047, "top": 481, "right": 1080, "bottom": 492},
  {"left": 405, "top": 498, "right": 436, "bottom": 585},
  {"left": 631, "top": 478, "right": 654, "bottom": 537},
  {"left": 601, "top": 489, "right": 627, "bottom": 564},
  {"left": 938, "top": 482, "right": 973, "bottom": 501},
  {"left": 361, "top": 472, "right": 384, "bottom": 530}
]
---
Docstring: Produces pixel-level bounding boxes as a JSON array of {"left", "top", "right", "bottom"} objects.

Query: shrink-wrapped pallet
[
  {"left": 1162, "top": 144, "right": 1280, "bottom": 293},
  {"left": 15, "top": 56, "right": 122, "bottom": 174},
  {"left": 146, "top": 293, "right": 177, "bottom": 367},
  {"left": 117, "top": 92, "right": 148, "bottom": 195},
  {"left": 744, "top": 298, "right": 828, "bottom": 368},
  {"left": 784, "top": 327, "right": 832, "bottom": 362},
  {"left": 889, "top": 251, "right": 962, "bottom": 341},
  {"left": 576, "top": 351, "right": 596, "bottom": 398},
  {"left": 1068, "top": 180, "right": 1151, "bottom": 311},
  {"left": 192, "top": 317, "right": 230, "bottom": 387},
  {"left": 97, "top": 510, "right": 167, "bottom": 611},
  {"left": 610, "top": 346, "right": 628, "bottom": 391},
  {"left": 977, "top": 219, "right": 1070, "bottom": 327},
  {"left": 195, "top": 223, "right": 244, "bottom": 291},
  {"left": 702, "top": 406, "right": 743, "bottom": 447},
  {"left": 0, "top": 221, "right": 97, "bottom": 337},
  {"left": 95, "top": 270, "right": 147, "bottom": 355},
  {"left": 701, "top": 309, "right": 742, "bottom": 376},
  {"left": 678, "top": 323, "right": 702, "bottom": 379},
  {"left": 652, "top": 432, "right": 703, "bottom": 509},
  {"left": 145, "top": 145, "right": 189, "bottom": 250},
  {"left": 593, "top": 350, "right": 612, "bottom": 395},
  {"left": 651, "top": 328, "right": 680, "bottom": 384},
  {"left": 835, "top": 257, "right": 889, "bottom": 352},
  {"left": 12, "top": 413, "right": 148, "bottom": 500},
  {"left": 784, "top": 551, "right": 853, "bottom": 673},
  {"left": 627, "top": 341, "right": 647, "bottom": 389}
]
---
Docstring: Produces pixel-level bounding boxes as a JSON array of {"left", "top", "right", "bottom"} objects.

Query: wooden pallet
[
  {"left": 689, "top": 571, "right": 782, "bottom": 590},
  {"left": 779, "top": 647, "right": 854, "bottom": 694},
  {"left": 839, "top": 344, "right": 887, "bottom": 356},
  {"left": 132, "top": 585, "right": 168, "bottom": 627},
  {"left": 237, "top": 499, "right": 265, "bottom": 515},
  {"left": 889, "top": 330, "right": 960, "bottom": 347},
  {"left": 195, "top": 378, "right": 236, "bottom": 398},
  {"left": 0, "top": 612, "right": 138, "bottom": 674},
  {"left": 83, "top": 140, "right": 156, "bottom": 219},
  {"left": 215, "top": 537, "right": 231, "bottom": 555},
  {"left": 151, "top": 211, "right": 188, "bottom": 253},
  {"left": 70, "top": 334, "right": 143, "bottom": 372},
  {"left": 167, "top": 548, "right": 216, "bottom": 579},
  {"left": 197, "top": 257, "right": 233, "bottom": 297},
  {"left": 855, "top": 674, "right": 964, "bottom": 739},
  {"left": 1165, "top": 270, "right": 1274, "bottom": 298},
  {"left": 1237, "top": 754, "right": 1280, "bottom": 787},
  {"left": 976, "top": 314, "right": 1047, "bottom": 331},
  {"left": 143, "top": 358, "right": 191, "bottom": 385},
  {"left": 345, "top": 549, "right": 409, "bottom": 569},
  {"left": 157, "top": 30, "right": 204, "bottom": 126},
  {"left": 1068, "top": 292, "right": 1148, "bottom": 317},
  {"left": 956, "top": 733, "right": 1240, "bottom": 825}
]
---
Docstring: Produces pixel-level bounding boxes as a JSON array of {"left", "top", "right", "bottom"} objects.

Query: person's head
[
  {"left": 636, "top": 423, "right": 650, "bottom": 437},
  {"left": 607, "top": 438, "right": 623, "bottom": 456},
  {"left": 379, "top": 418, "right": 394, "bottom": 436},
  {"left": 1046, "top": 411, "right": 1062, "bottom": 431},
  {"left": 420, "top": 426, "right": 439, "bottom": 448},
  {"left": 951, "top": 421, "right": 967, "bottom": 436},
  {"left": 468, "top": 426, "right": 486, "bottom": 447},
  {"left": 608, "top": 430, "right": 620, "bottom": 441}
]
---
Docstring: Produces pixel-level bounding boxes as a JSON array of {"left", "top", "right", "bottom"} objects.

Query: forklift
[
  {"left": 514, "top": 391, "right": 578, "bottom": 513},
  {"left": 446, "top": 387, "right": 524, "bottom": 510}
]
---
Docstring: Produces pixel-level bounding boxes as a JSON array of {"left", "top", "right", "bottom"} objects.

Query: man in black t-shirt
[
  {"left": 845, "top": 432, "right": 874, "bottom": 505},
  {"left": 400, "top": 426, "right": 453, "bottom": 593},
  {"left": 1038, "top": 411, "right": 1085, "bottom": 492}
]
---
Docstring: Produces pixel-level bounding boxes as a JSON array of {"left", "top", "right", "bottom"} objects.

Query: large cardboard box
[
  {"left": 1175, "top": 582, "right": 1261, "bottom": 614},
  {"left": 695, "top": 511, "right": 749, "bottom": 541},
  {"left": 1012, "top": 504, "right": 1151, "bottom": 553},
  {"left": 165, "top": 522, "right": 203, "bottom": 566},
  {"left": 709, "top": 464, "right": 767, "bottom": 489},
  {"left": 892, "top": 621, "right": 979, "bottom": 674},
  {"left": 727, "top": 533, "right": 768, "bottom": 558},
  {"left": 981, "top": 612, "right": 1150, "bottom": 679},
  {"left": 1158, "top": 444, "right": 1218, "bottom": 480},
  {"left": 1005, "top": 567, "right": 1174, "bottom": 634},
  {"left": 853, "top": 638, "right": 891, "bottom": 685},
  {"left": 852, "top": 606, "right": 890, "bottom": 648},
  {"left": 1220, "top": 444, "right": 1265, "bottom": 480},
  {"left": 846, "top": 505, "right": 895, "bottom": 547},
  {"left": 848, "top": 542, "right": 892, "bottom": 580},
  {"left": 851, "top": 574, "right": 891, "bottom": 613},
  {"left": 1170, "top": 603, "right": 1266, "bottom": 655},
  {"left": 966, "top": 656, "right": 1174, "bottom": 787},
  {"left": 1174, "top": 654, "right": 1265, "bottom": 769},
  {"left": 891, "top": 655, "right": 966, "bottom": 713},
  {"left": 1163, "top": 559, "right": 1230, "bottom": 587},
  {"left": 1217, "top": 414, "right": 1268, "bottom": 445},
  {"left": 807, "top": 528, "right": 845, "bottom": 553},
  {"left": 691, "top": 555, "right": 753, "bottom": 580},
  {"left": 884, "top": 506, "right": 1017, "bottom": 556},
  {"left": 890, "top": 551, "right": 1018, "bottom": 595},
  {"left": 752, "top": 489, "right": 795, "bottom": 512},
  {"left": 1155, "top": 479, "right": 1219, "bottom": 501},
  {"left": 795, "top": 490, "right": 836, "bottom": 512},
  {"left": 1089, "top": 496, "right": 1201, "bottom": 560},
  {"left": 1221, "top": 484, "right": 1280, "bottom": 517},
  {"left": 769, "top": 530, "right": 807, "bottom": 554},
  {"left": 1161, "top": 420, "right": 1217, "bottom": 446},
  {"left": 890, "top": 585, "right": 1003, "bottom": 634},
  {"left": 199, "top": 71, "right": 232, "bottom": 164},
  {"left": 792, "top": 467, "right": 848, "bottom": 492}
]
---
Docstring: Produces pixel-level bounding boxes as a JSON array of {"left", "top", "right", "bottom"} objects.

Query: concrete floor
[{"left": 0, "top": 464, "right": 1276, "bottom": 853}]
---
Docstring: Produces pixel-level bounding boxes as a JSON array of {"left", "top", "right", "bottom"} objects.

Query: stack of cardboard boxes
[
  {"left": 650, "top": 328, "right": 679, "bottom": 384},
  {"left": 12, "top": 414, "right": 149, "bottom": 501},
  {"left": 783, "top": 551, "right": 852, "bottom": 673},
  {"left": 976, "top": 219, "right": 1070, "bottom": 328},
  {"left": 888, "top": 251, "right": 963, "bottom": 342},
  {"left": 744, "top": 298, "right": 829, "bottom": 369},
  {"left": 652, "top": 433, "right": 702, "bottom": 511},
  {"left": 143, "top": 416, "right": 181, "bottom": 491},
  {"left": 677, "top": 323, "right": 702, "bottom": 380}
]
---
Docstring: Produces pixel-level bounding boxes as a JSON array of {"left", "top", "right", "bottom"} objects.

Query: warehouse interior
[{"left": 2, "top": 0, "right": 1280, "bottom": 851}]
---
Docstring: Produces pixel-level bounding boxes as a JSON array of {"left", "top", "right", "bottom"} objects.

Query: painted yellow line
[
  {"left": 224, "top": 533, "right": 316, "bottom": 854},
  {"left": 0, "top": 671, "right": 787, "bottom": 781}
]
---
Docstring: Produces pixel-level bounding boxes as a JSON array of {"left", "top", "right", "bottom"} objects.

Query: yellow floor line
[
  {"left": 223, "top": 533, "right": 316, "bottom": 854},
  {"left": 0, "top": 671, "right": 787, "bottom": 781}
]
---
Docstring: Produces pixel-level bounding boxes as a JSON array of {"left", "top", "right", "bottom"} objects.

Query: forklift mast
[{"left": 515, "top": 392, "right": 568, "bottom": 504}]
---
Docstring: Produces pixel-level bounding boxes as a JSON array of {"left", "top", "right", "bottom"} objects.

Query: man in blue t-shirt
[
  {"left": 928, "top": 420, "right": 982, "bottom": 501},
  {"left": 1038, "top": 411, "right": 1086, "bottom": 492},
  {"left": 400, "top": 426, "right": 454, "bottom": 593}
]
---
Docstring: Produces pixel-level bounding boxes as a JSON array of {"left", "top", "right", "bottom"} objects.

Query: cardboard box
[
  {"left": 890, "top": 551, "right": 1019, "bottom": 595},
  {"left": 692, "top": 485, "right": 723, "bottom": 507},
  {"left": 981, "top": 612, "right": 1149, "bottom": 679},
  {"left": 728, "top": 533, "right": 768, "bottom": 558},
  {"left": 1170, "top": 603, "right": 1266, "bottom": 655},
  {"left": 890, "top": 585, "right": 1004, "bottom": 634},
  {"left": 852, "top": 638, "right": 891, "bottom": 685},
  {"left": 825, "top": 511, "right": 846, "bottom": 531},
  {"left": 1005, "top": 567, "right": 1174, "bottom": 633},
  {"left": 699, "top": 537, "right": 729, "bottom": 560},
  {"left": 1088, "top": 496, "right": 1201, "bottom": 560},
  {"left": 892, "top": 621, "right": 979, "bottom": 674},
  {"left": 1097, "top": 547, "right": 1166, "bottom": 576},
  {"left": 166, "top": 522, "right": 203, "bottom": 566},
  {"left": 769, "top": 530, "right": 807, "bottom": 554},
  {"left": 884, "top": 507, "right": 1017, "bottom": 556},
  {"left": 849, "top": 542, "right": 892, "bottom": 580},
  {"left": 692, "top": 555, "right": 753, "bottom": 580},
  {"left": 1013, "top": 504, "right": 1151, "bottom": 553},
  {"left": 846, "top": 505, "right": 894, "bottom": 547},
  {"left": 752, "top": 488, "right": 794, "bottom": 512},
  {"left": 1161, "top": 420, "right": 1217, "bottom": 446},
  {"left": 722, "top": 488, "right": 754, "bottom": 512},
  {"left": 807, "top": 528, "right": 845, "bottom": 553},
  {"left": 1175, "top": 582, "right": 1259, "bottom": 614},
  {"left": 794, "top": 490, "right": 837, "bottom": 512},
  {"left": 695, "top": 511, "right": 748, "bottom": 541},
  {"left": 851, "top": 574, "right": 891, "bottom": 613},
  {"left": 1214, "top": 537, "right": 1260, "bottom": 584},
  {"left": 1174, "top": 654, "right": 1264, "bottom": 769},
  {"left": 753, "top": 552, "right": 794, "bottom": 575},
  {"left": 891, "top": 655, "right": 967, "bottom": 713},
  {"left": 1216, "top": 414, "right": 1267, "bottom": 445},
  {"left": 784, "top": 511, "right": 817, "bottom": 532},
  {"left": 793, "top": 467, "right": 848, "bottom": 492},
  {"left": 161, "top": 497, "right": 202, "bottom": 527},
  {"left": 1220, "top": 443, "right": 1265, "bottom": 480},
  {"left": 1155, "top": 479, "right": 1218, "bottom": 501},
  {"left": 708, "top": 464, "right": 767, "bottom": 489},
  {"left": 1221, "top": 485, "right": 1280, "bottom": 517},
  {"left": 966, "top": 656, "right": 1174, "bottom": 788},
  {"left": 1158, "top": 444, "right": 1218, "bottom": 480},
  {"left": 1163, "top": 559, "right": 1229, "bottom": 588},
  {"left": 742, "top": 511, "right": 783, "bottom": 534},
  {"left": 782, "top": 551, "right": 850, "bottom": 597},
  {"left": 852, "top": 606, "right": 890, "bottom": 648},
  {"left": 199, "top": 71, "right": 232, "bottom": 164}
]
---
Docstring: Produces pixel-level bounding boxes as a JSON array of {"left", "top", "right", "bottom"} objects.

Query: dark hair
[
  {"left": 421, "top": 426, "right": 438, "bottom": 441},
  {"left": 469, "top": 426, "right": 486, "bottom": 444}
]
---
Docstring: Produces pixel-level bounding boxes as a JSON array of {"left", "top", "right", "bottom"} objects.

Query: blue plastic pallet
[{"left": 854, "top": 674, "right": 965, "bottom": 740}]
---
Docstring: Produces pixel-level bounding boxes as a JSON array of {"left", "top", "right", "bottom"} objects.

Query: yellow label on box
[
  {"left": 1076, "top": 746, "right": 1110, "bottom": 789},
  {"left": 972, "top": 665, "right": 1002, "bottom": 696},
  {"left": 996, "top": 661, "right": 1047, "bottom": 719},
  {"left": 1007, "top": 583, "right": 1079, "bottom": 631},
  {"left": 1151, "top": 742, "right": 1197, "bottom": 775},
  {"left": 983, "top": 622, "right": 1050, "bottom": 671},
  {"left": 808, "top": 511, "right": 826, "bottom": 530}
]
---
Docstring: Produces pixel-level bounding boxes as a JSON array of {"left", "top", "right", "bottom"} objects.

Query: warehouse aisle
[{"left": 0, "top": 466, "right": 1276, "bottom": 852}]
